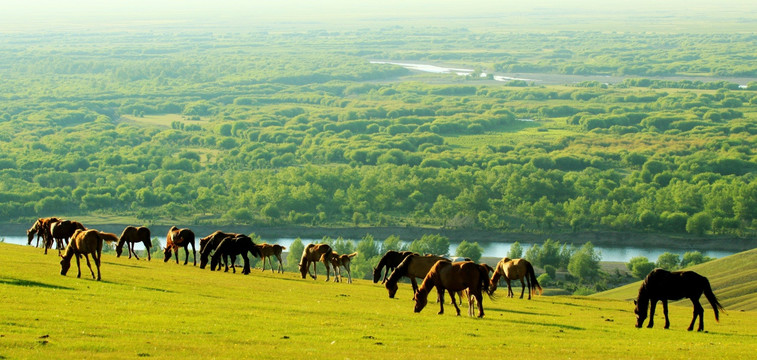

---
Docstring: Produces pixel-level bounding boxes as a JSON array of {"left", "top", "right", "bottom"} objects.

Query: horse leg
[
  {"left": 242, "top": 253, "right": 250, "bottom": 275},
  {"left": 519, "top": 278, "right": 526, "bottom": 299},
  {"left": 689, "top": 298, "right": 705, "bottom": 331},
  {"left": 75, "top": 254, "right": 82, "bottom": 278},
  {"left": 506, "top": 279, "right": 513, "bottom": 298},
  {"left": 309, "top": 261, "right": 317, "bottom": 280},
  {"left": 647, "top": 299, "right": 658, "bottom": 328},
  {"left": 146, "top": 241, "right": 151, "bottom": 261},
  {"left": 448, "top": 289, "right": 461, "bottom": 316},
  {"left": 475, "top": 291, "right": 484, "bottom": 318},
  {"left": 662, "top": 300, "right": 670, "bottom": 329},
  {"left": 276, "top": 255, "right": 283, "bottom": 273},
  {"left": 131, "top": 242, "right": 140, "bottom": 260},
  {"left": 437, "top": 288, "right": 446, "bottom": 315},
  {"left": 322, "top": 259, "right": 330, "bottom": 282},
  {"left": 93, "top": 251, "right": 101, "bottom": 281},
  {"left": 346, "top": 264, "right": 352, "bottom": 284},
  {"left": 83, "top": 254, "right": 95, "bottom": 279},
  {"left": 183, "top": 246, "right": 190, "bottom": 265}
]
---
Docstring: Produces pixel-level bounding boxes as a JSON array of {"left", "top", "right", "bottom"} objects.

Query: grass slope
[
  {"left": 593, "top": 248, "right": 757, "bottom": 312},
  {"left": 1, "top": 243, "right": 756, "bottom": 359}
]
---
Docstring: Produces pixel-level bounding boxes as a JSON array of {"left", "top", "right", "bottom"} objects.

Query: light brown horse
[
  {"left": 298, "top": 243, "right": 333, "bottom": 281},
  {"left": 413, "top": 261, "right": 492, "bottom": 317},
  {"left": 330, "top": 252, "right": 358, "bottom": 283},
  {"left": 27, "top": 217, "right": 60, "bottom": 253},
  {"left": 49, "top": 220, "right": 86, "bottom": 251},
  {"left": 490, "top": 257, "right": 542, "bottom": 299},
  {"left": 59, "top": 229, "right": 114, "bottom": 281},
  {"left": 255, "top": 243, "right": 286, "bottom": 273},
  {"left": 116, "top": 226, "right": 152, "bottom": 261},
  {"left": 384, "top": 254, "right": 449, "bottom": 298},
  {"left": 164, "top": 226, "right": 196, "bottom": 266}
]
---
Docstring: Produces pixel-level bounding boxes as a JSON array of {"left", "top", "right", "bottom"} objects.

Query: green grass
[
  {"left": 593, "top": 248, "right": 757, "bottom": 312},
  {"left": 1, "top": 243, "right": 756, "bottom": 359}
]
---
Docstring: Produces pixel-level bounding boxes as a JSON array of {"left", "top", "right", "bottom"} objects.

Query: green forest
[{"left": 1, "top": 28, "right": 756, "bottom": 240}]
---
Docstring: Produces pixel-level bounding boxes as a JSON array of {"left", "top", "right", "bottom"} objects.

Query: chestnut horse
[
  {"left": 49, "top": 220, "right": 86, "bottom": 252},
  {"left": 199, "top": 231, "right": 242, "bottom": 269},
  {"left": 384, "top": 254, "right": 449, "bottom": 298},
  {"left": 255, "top": 243, "right": 286, "bottom": 273},
  {"left": 372, "top": 250, "right": 416, "bottom": 284},
  {"left": 59, "top": 229, "right": 114, "bottom": 281},
  {"left": 413, "top": 261, "right": 492, "bottom": 317},
  {"left": 330, "top": 252, "right": 358, "bottom": 283},
  {"left": 298, "top": 243, "right": 333, "bottom": 281},
  {"left": 164, "top": 226, "right": 196, "bottom": 266},
  {"left": 634, "top": 268, "right": 724, "bottom": 332},
  {"left": 210, "top": 234, "right": 262, "bottom": 275},
  {"left": 27, "top": 217, "right": 60, "bottom": 253},
  {"left": 116, "top": 226, "right": 152, "bottom": 261},
  {"left": 490, "top": 257, "right": 542, "bottom": 299}
]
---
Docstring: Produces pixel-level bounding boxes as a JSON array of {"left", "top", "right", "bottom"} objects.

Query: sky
[{"left": 1, "top": 0, "right": 755, "bottom": 32}]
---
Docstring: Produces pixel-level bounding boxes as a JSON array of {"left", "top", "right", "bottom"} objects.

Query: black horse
[
  {"left": 199, "top": 231, "right": 241, "bottom": 269},
  {"left": 372, "top": 250, "right": 416, "bottom": 284},
  {"left": 634, "top": 268, "right": 724, "bottom": 332},
  {"left": 210, "top": 234, "right": 262, "bottom": 275}
]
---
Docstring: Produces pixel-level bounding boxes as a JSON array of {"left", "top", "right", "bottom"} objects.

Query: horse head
[
  {"left": 26, "top": 228, "right": 36, "bottom": 245},
  {"left": 60, "top": 257, "right": 71, "bottom": 275},
  {"left": 163, "top": 246, "right": 173, "bottom": 262},
  {"left": 413, "top": 292, "right": 428, "bottom": 313},
  {"left": 298, "top": 262, "right": 308, "bottom": 279},
  {"left": 633, "top": 299, "right": 647, "bottom": 328},
  {"left": 386, "top": 281, "right": 399, "bottom": 298},
  {"left": 372, "top": 266, "right": 382, "bottom": 283}
]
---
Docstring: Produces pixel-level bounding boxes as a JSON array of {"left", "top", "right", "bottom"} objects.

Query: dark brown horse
[
  {"left": 59, "top": 229, "right": 114, "bottom": 281},
  {"left": 413, "top": 261, "right": 492, "bottom": 317},
  {"left": 634, "top": 268, "right": 724, "bottom": 332},
  {"left": 384, "top": 254, "right": 448, "bottom": 298},
  {"left": 255, "top": 243, "right": 286, "bottom": 273},
  {"left": 49, "top": 220, "right": 86, "bottom": 252},
  {"left": 164, "top": 226, "right": 196, "bottom": 266},
  {"left": 298, "top": 243, "right": 333, "bottom": 281},
  {"left": 210, "top": 234, "right": 262, "bottom": 275},
  {"left": 116, "top": 226, "right": 152, "bottom": 260},
  {"left": 490, "top": 257, "right": 542, "bottom": 299},
  {"left": 199, "top": 231, "right": 241, "bottom": 269},
  {"left": 372, "top": 250, "right": 416, "bottom": 284},
  {"left": 330, "top": 252, "right": 358, "bottom": 283}
]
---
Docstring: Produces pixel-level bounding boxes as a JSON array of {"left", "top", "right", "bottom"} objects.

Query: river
[{"left": 2, "top": 235, "right": 734, "bottom": 263}]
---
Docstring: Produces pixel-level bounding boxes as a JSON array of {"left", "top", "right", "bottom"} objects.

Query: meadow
[{"left": 1, "top": 243, "right": 755, "bottom": 359}]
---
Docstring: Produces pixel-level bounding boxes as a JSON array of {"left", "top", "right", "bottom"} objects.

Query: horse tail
[
  {"left": 478, "top": 264, "right": 494, "bottom": 298},
  {"left": 703, "top": 278, "right": 725, "bottom": 322},
  {"left": 526, "top": 261, "right": 543, "bottom": 296}
]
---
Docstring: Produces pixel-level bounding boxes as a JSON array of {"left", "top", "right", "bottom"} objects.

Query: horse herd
[{"left": 25, "top": 217, "right": 725, "bottom": 330}]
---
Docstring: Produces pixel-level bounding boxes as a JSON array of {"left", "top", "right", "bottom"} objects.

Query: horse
[
  {"left": 49, "top": 220, "right": 86, "bottom": 252},
  {"left": 384, "top": 254, "right": 449, "bottom": 298},
  {"left": 255, "top": 243, "right": 286, "bottom": 273},
  {"left": 164, "top": 226, "right": 196, "bottom": 266},
  {"left": 413, "top": 261, "right": 492, "bottom": 317},
  {"left": 116, "top": 226, "right": 152, "bottom": 261},
  {"left": 634, "top": 268, "right": 724, "bottom": 332},
  {"left": 199, "top": 231, "right": 242, "bottom": 269},
  {"left": 210, "top": 234, "right": 262, "bottom": 275},
  {"left": 330, "top": 252, "right": 358, "bottom": 283},
  {"left": 27, "top": 217, "right": 59, "bottom": 253},
  {"left": 372, "top": 250, "right": 416, "bottom": 284},
  {"left": 298, "top": 243, "right": 333, "bottom": 281},
  {"left": 59, "top": 229, "right": 115, "bottom": 281},
  {"left": 489, "top": 257, "right": 542, "bottom": 299}
]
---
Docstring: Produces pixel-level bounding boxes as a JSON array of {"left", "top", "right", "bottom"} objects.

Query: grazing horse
[
  {"left": 330, "top": 252, "right": 358, "bottom": 283},
  {"left": 372, "top": 250, "right": 416, "bottom": 284},
  {"left": 413, "top": 261, "right": 492, "bottom": 317},
  {"left": 27, "top": 217, "right": 60, "bottom": 253},
  {"left": 385, "top": 254, "right": 449, "bottom": 298},
  {"left": 210, "top": 234, "right": 262, "bottom": 275},
  {"left": 59, "top": 229, "right": 114, "bottom": 281},
  {"left": 199, "top": 231, "right": 242, "bottom": 269},
  {"left": 116, "top": 226, "right": 152, "bottom": 261},
  {"left": 164, "top": 226, "right": 196, "bottom": 266},
  {"left": 634, "top": 268, "right": 724, "bottom": 332},
  {"left": 49, "top": 220, "right": 86, "bottom": 251},
  {"left": 298, "top": 243, "right": 333, "bottom": 281},
  {"left": 490, "top": 257, "right": 542, "bottom": 299},
  {"left": 255, "top": 243, "right": 286, "bottom": 273}
]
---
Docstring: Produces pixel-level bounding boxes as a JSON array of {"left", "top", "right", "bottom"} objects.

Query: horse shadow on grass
[{"left": 0, "top": 277, "right": 74, "bottom": 290}]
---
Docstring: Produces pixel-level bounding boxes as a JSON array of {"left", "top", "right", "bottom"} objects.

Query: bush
[{"left": 628, "top": 256, "right": 655, "bottom": 279}]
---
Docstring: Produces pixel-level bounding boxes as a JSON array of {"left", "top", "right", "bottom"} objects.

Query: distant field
[
  {"left": 1, "top": 243, "right": 755, "bottom": 359},
  {"left": 119, "top": 114, "right": 208, "bottom": 128},
  {"left": 594, "top": 248, "right": 757, "bottom": 311}
]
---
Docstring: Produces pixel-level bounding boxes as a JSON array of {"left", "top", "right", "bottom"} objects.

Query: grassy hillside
[
  {"left": 1, "top": 243, "right": 756, "bottom": 359},
  {"left": 593, "top": 248, "right": 757, "bottom": 311}
]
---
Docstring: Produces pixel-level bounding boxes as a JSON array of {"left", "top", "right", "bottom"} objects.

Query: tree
[
  {"left": 686, "top": 212, "right": 712, "bottom": 235},
  {"left": 455, "top": 240, "right": 483, "bottom": 262},
  {"left": 680, "top": 251, "right": 714, "bottom": 268},
  {"left": 656, "top": 252, "right": 680, "bottom": 270},
  {"left": 567, "top": 242, "right": 601, "bottom": 282},
  {"left": 408, "top": 234, "right": 450, "bottom": 257},
  {"left": 628, "top": 256, "right": 655, "bottom": 279},
  {"left": 285, "top": 238, "right": 305, "bottom": 272},
  {"left": 507, "top": 241, "right": 523, "bottom": 259}
]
